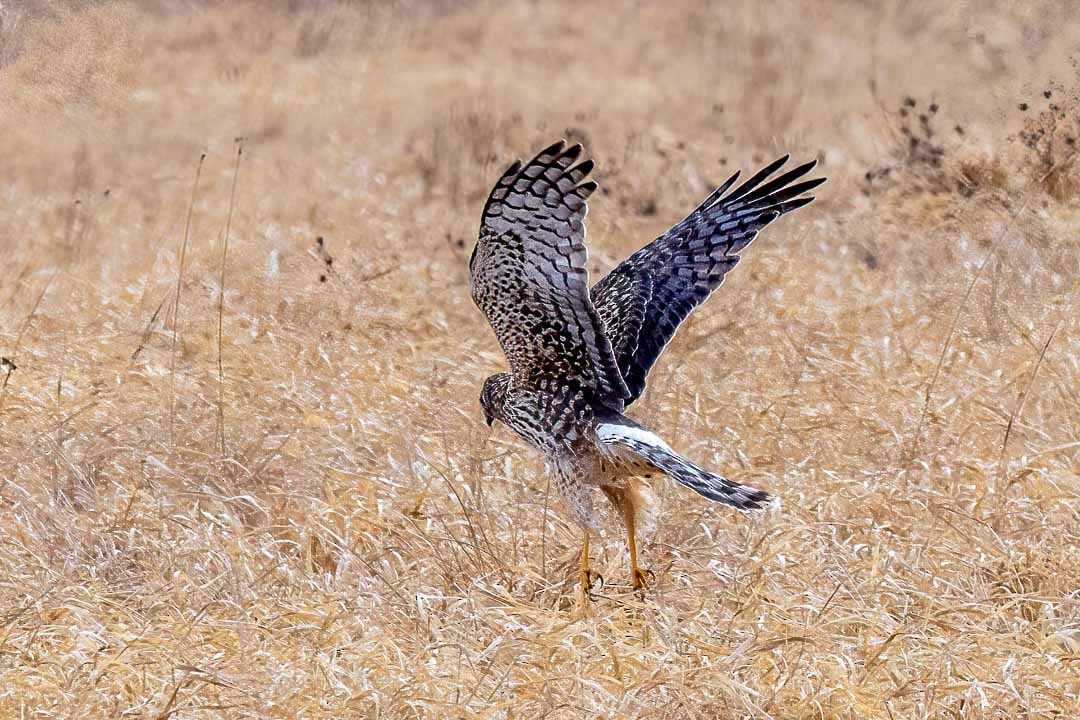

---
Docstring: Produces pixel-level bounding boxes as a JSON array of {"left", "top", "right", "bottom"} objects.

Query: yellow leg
[
  {"left": 602, "top": 485, "right": 652, "bottom": 591},
  {"left": 624, "top": 497, "right": 648, "bottom": 590},
  {"left": 626, "top": 505, "right": 639, "bottom": 587},
  {"left": 579, "top": 529, "right": 594, "bottom": 600}
]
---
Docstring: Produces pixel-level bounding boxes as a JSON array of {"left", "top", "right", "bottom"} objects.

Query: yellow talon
[{"left": 579, "top": 529, "right": 602, "bottom": 600}]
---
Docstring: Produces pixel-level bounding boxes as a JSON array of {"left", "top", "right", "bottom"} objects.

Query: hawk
[{"left": 470, "top": 140, "right": 824, "bottom": 594}]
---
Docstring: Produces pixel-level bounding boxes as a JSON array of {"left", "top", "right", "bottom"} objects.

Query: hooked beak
[{"left": 485, "top": 415, "right": 494, "bottom": 427}]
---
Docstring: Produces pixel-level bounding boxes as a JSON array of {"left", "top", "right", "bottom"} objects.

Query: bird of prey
[{"left": 470, "top": 140, "right": 824, "bottom": 595}]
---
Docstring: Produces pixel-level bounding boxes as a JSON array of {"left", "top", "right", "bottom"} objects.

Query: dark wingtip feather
[
  {"left": 577, "top": 180, "right": 599, "bottom": 198},
  {"left": 560, "top": 143, "right": 583, "bottom": 161},
  {"left": 540, "top": 139, "right": 567, "bottom": 155},
  {"left": 736, "top": 160, "right": 822, "bottom": 207},
  {"left": 702, "top": 170, "right": 742, "bottom": 209},
  {"left": 760, "top": 154, "right": 791, "bottom": 178},
  {"left": 761, "top": 154, "right": 791, "bottom": 172},
  {"left": 528, "top": 140, "right": 568, "bottom": 168},
  {"left": 745, "top": 177, "right": 827, "bottom": 211},
  {"left": 777, "top": 196, "right": 816, "bottom": 213},
  {"left": 570, "top": 158, "right": 595, "bottom": 179},
  {"left": 756, "top": 210, "right": 780, "bottom": 226},
  {"left": 722, "top": 155, "right": 791, "bottom": 204},
  {"left": 743, "top": 488, "right": 773, "bottom": 510}
]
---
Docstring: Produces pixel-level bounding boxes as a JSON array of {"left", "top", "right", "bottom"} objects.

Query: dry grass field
[{"left": 1, "top": 1, "right": 1079, "bottom": 717}]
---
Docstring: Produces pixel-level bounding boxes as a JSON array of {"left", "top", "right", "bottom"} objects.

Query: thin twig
[
  {"left": 998, "top": 324, "right": 1059, "bottom": 482},
  {"left": 540, "top": 473, "right": 551, "bottom": 578},
  {"left": 434, "top": 463, "right": 488, "bottom": 573},
  {"left": 131, "top": 290, "right": 171, "bottom": 362},
  {"left": 217, "top": 141, "right": 243, "bottom": 456},
  {"left": 169, "top": 153, "right": 206, "bottom": 450},
  {"left": 0, "top": 270, "right": 57, "bottom": 412},
  {"left": 909, "top": 196, "right": 1031, "bottom": 460},
  {"left": 0, "top": 263, "right": 32, "bottom": 312}
]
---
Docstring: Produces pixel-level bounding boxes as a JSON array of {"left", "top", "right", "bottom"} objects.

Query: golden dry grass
[{"left": 1, "top": 2, "right": 1079, "bottom": 718}]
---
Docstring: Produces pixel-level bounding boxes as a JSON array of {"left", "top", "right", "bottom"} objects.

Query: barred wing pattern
[
  {"left": 591, "top": 156, "right": 825, "bottom": 405},
  {"left": 471, "top": 141, "right": 630, "bottom": 408}
]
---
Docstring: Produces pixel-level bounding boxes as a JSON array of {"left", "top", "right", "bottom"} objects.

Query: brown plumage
[{"left": 470, "top": 140, "right": 825, "bottom": 594}]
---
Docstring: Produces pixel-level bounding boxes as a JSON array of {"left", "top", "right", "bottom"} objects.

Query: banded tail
[{"left": 597, "top": 422, "right": 772, "bottom": 511}]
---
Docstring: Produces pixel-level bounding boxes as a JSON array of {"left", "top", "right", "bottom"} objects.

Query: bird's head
[{"left": 479, "top": 373, "right": 511, "bottom": 427}]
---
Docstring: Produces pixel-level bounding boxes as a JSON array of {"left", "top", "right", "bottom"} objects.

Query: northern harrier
[{"left": 470, "top": 140, "right": 824, "bottom": 594}]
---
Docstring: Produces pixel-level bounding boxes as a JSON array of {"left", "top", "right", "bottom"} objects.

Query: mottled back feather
[{"left": 470, "top": 141, "right": 630, "bottom": 409}]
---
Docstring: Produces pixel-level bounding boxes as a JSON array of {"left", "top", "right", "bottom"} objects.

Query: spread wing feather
[
  {"left": 470, "top": 141, "right": 630, "bottom": 408},
  {"left": 591, "top": 156, "right": 825, "bottom": 405}
]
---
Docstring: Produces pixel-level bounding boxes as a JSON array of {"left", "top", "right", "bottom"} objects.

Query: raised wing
[
  {"left": 591, "top": 155, "right": 825, "bottom": 405},
  {"left": 470, "top": 141, "right": 630, "bottom": 408}
]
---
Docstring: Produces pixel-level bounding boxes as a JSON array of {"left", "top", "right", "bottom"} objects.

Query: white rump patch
[{"left": 596, "top": 423, "right": 673, "bottom": 454}]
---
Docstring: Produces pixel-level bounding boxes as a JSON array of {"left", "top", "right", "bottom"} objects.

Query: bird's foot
[
  {"left": 579, "top": 569, "right": 604, "bottom": 601},
  {"left": 632, "top": 567, "right": 655, "bottom": 592}
]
